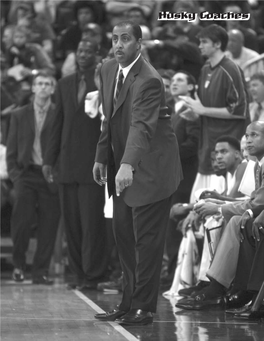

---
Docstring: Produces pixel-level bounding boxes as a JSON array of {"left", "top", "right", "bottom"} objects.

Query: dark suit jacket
[
  {"left": 6, "top": 103, "right": 56, "bottom": 183},
  {"left": 95, "top": 56, "right": 182, "bottom": 207},
  {"left": 222, "top": 164, "right": 264, "bottom": 221},
  {"left": 44, "top": 70, "right": 102, "bottom": 184},
  {"left": 252, "top": 205, "right": 264, "bottom": 218},
  {"left": 170, "top": 102, "right": 199, "bottom": 200}
]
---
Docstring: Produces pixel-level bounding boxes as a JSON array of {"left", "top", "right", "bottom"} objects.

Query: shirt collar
[
  {"left": 259, "top": 156, "right": 264, "bottom": 167},
  {"left": 258, "top": 100, "right": 264, "bottom": 109},
  {"left": 34, "top": 98, "right": 51, "bottom": 115},
  {"left": 118, "top": 53, "right": 141, "bottom": 80}
]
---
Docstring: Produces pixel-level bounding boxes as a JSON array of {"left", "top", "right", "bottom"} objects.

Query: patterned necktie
[
  {"left": 77, "top": 75, "right": 86, "bottom": 104},
  {"left": 255, "top": 162, "right": 261, "bottom": 190},
  {"left": 113, "top": 69, "right": 124, "bottom": 107}
]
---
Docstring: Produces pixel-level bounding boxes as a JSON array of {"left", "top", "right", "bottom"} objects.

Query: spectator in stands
[
  {"left": 179, "top": 24, "right": 248, "bottom": 204},
  {"left": 146, "top": 39, "right": 203, "bottom": 82},
  {"left": 6, "top": 71, "right": 60, "bottom": 284},
  {"left": 1, "top": 25, "right": 15, "bottom": 54},
  {"left": 105, "top": 1, "right": 155, "bottom": 31},
  {"left": 157, "top": 69, "right": 175, "bottom": 103},
  {"left": 224, "top": 2, "right": 259, "bottom": 52},
  {"left": 5, "top": 25, "right": 55, "bottom": 77},
  {"left": 168, "top": 71, "right": 200, "bottom": 204},
  {"left": 249, "top": 72, "right": 264, "bottom": 122},
  {"left": 3, "top": 25, "right": 55, "bottom": 107},
  {"left": 126, "top": 6, "right": 152, "bottom": 54},
  {"left": 152, "top": 1, "right": 202, "bottom": 46},
  {"left": 127, "top": 6, "right": 147, "bottom": 26},
  {"left": 52, "top": 0, "right": 76, "bottom": 35},
  {"left": 60, "top": 1, "right": 106, "bottom": 59},
  {"left": 226, "top": 29, "right": 259, "bottom": 68},
  {"left": 226, "top": 29, "right": 259, "bottom": 80},
  {"left": 8, "top": 1, "right": 55, "bottom": 58}
]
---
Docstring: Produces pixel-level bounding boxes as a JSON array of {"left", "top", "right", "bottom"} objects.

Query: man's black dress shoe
[
  {"left": 12, "top": 268, "right": 24, "bottom": 282},
  {"left": 94, "top": 309, "right": 127, "bottom": 321},
  {"left": 32, "top": 275, "right": 53, "bottom": 285},
  {"left": 225, "top": 301, "right": 253, "bottom": 315},
  {"left": 178, "top": 281, "right": 209, "bottom": 298},
  {"left": 79, "top": 279, "right": 102, "bottom": 291},
  {"left": 234, "top": 306, "right": 264, "bottom": 320},
  {"left": 116, "top": 309, "right": 153, "bottom": 325},
  {"left": 176, "top": 293, "right": 225, "bottom": 310},
  {"left": 67, "top": 282, "right": 83, "bottom": 290},
  {"left": 226, "top": 290, "right": 254, "bottom": 309},
  {"left": 175, "top": 297, "right": 195, "bottom": 309}
]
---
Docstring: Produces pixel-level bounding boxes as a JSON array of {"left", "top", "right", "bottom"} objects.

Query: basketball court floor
[{"left": 1, "top": 275, "right": 264, "bottom": 341}]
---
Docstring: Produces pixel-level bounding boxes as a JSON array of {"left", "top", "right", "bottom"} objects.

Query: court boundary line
[
  {"left": 73, "top": 289, "right": 139, "bottom": 341},
  {"left": 1, "top": 315, "right": 259, "bottom": 325}
]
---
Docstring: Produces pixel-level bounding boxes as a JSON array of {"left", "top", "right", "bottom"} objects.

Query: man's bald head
[
  {"left": 227, "top": 29, "right": 244, "bottom": 58},
  {"left": 245, "top": 121, "right": 264, "bottom": 160},
  {"left": 228, "top": 29, "right": 244, "bottom": 44},
  {"left": 248, "top": 120, "right": 264, "bottom": 133}
]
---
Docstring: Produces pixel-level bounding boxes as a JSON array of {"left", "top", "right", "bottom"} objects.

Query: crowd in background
[{"left": 1, "top": 0, "right": 264, "bottom": 315}]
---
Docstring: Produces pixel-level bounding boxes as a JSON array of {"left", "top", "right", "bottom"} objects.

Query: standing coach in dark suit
[
  {"left": 6, "top": 72, "right": 60, "bottom": 284},
  {"left": 43, "top": 40, "right": 108, "bottom": 290},
  {"left": 93, "top": 21, "right": 182, "bottom": 325}
]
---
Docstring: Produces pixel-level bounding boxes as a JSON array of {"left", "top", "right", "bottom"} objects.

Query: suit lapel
[
  {"left": 73, "top": 74, "right": 79, "bottom": 108},
  {"left": 104, "top": 64, "right": 118, "bottom": 119},
  {"left": 111, "top": 57, "right": 142, "bottom": 118},
  {"left": 112, "top": 73, "right": 135, "bottom": 117},
  {"left": 41, "top": 103, "right": 54, "bottom": 133},
  {"left": 26, "top": 103, "right": 35, "bottom": 133}
]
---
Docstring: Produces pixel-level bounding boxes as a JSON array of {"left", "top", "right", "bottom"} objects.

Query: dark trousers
[
  {"left": 11, "top": 167, "right": 60, "bottom": 276},
  {"left": 113, "top": 195, "right": 172, "bottom": 313},
  {"left": 59, "top": 183, "right": 108, "bottom": 282},
  {"left": 234, "top": 218, "right": 264, "bottom": 292}
]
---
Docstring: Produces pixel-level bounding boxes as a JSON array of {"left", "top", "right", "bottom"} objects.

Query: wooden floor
[{"left": 1, "top": 274, "right": 264, "bottom": 341}]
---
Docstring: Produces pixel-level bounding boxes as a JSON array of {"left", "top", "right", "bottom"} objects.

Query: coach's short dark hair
[
  {"left": 113, "top": 21, "right": 142, "bottom": 40},
  {"left": 215, "top": 135, "right": 241, "bottom": 151},
  {"left": 197, "top": 24, "right": 229, "bottom": 51}
]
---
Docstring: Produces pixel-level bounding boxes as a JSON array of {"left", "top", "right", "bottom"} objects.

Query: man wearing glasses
[{"left": 6, "top": 72, "right": 60, "bottom": 284}]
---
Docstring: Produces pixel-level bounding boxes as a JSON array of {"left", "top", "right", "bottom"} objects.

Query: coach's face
[{"left": 112, "top": 24, "right": 141, "bottom": 67}]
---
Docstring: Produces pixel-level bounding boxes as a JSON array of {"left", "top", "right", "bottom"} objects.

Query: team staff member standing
[
  {"left": 180, "top": 24, "right": 248, "bottom": 201},
  {"left": 93, "top": 21, "right": 182, "bottom": 326},
  {"left": 6, "top": 72, "right": 60, "bottom": 284},
  {"left": 43, "top": 40, "right": 108, "bottom": 290}
]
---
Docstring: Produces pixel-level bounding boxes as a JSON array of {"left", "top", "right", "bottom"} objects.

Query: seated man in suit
[
  {"left": 226, "top": 206, "right": 264, "bottom": 319},
  {"left": 171, "top": 136, "right": 247, "bottom": 297},
  {"left": 176, "top": 121, "right": 264, "bottom": 310},
  {"left": 6, "top": 71, "right": 60, "bottom": 284}
]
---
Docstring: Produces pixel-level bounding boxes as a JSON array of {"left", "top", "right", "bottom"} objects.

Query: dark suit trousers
[
  {"left": 59, "top": 183, "right": 107, "bottom": 282},
  {"left": 11, "top": 167, "right": 60, "bottom": 276},
  {"left": 234, "top": 218, "right": 264, "bottom": 292},
  {"left": 113, "top": 195, "right": 172, "bottom": 313}
]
